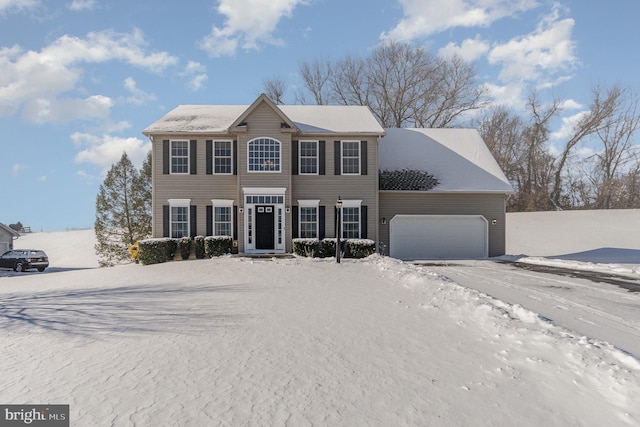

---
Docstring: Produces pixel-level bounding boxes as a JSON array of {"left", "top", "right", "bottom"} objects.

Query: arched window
[{"left": 248, "top": 137, "right": 281, "bottom": 172}]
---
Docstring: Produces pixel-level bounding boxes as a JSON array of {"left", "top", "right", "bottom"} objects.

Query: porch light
[{"left": 336, "top": 196, "right": 343, "bottom": 263}]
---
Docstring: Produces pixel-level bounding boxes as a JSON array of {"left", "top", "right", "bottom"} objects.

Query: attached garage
[
  {"left": 389, "top": 215, "right": 488, "bottom": 260},
  {"left": 378, "top": 128, "right": 514, "bottom": 260}
]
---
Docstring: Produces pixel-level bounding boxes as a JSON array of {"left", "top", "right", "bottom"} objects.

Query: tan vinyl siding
[
  {"left": 292, "top": 137, "right": 378, "bottom": 241},
  {"left": 151, "top": 136, "right": 238, "bottom": 238},
  {"left": 379, "top": 192, "right": 507, "bottom": 257}
]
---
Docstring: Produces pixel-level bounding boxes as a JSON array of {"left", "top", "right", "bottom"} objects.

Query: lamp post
[{"left": 336, "top": 196, "right": 343, "bottom": 263}]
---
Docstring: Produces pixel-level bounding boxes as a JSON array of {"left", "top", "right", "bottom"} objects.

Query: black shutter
[
  {"left": 292, "top": 206, "right": 299, "bottom": 238},
  {"left": 190, "top": 140, "right": 197, "bottom": 175},
  {"left": 163, "top": 205, "right": 170, "bottom": 237},
  {"left": 190, "top": 205, "right": 197, "bottom": 237},
  {"left": 233, "top": 140, "right": 238, "bottom": 175},
  {"left": 334, "top": 141, "right": 341, "bottom": 175},
  {"left": 206, "top": 205, "right": 213, "bottom": 236},
  {"left": 319, "top": 206, "right": 326, "bottom": 239},
  {"left": 206, "top": 140, "right": 213, "bottom": 175},
  {"left": 360, "top": 205, "right": 368, "bottom": 239},
  {"left": 163, "top": 140, "right": 170, "bottom": 174},
  {"left": 233, "top": 206, "right": 238, "bottom": 240},
  {"left": 319, "top": 140, "right": 325, "bottom": 175},
  {"left": 360, "top": 141, "right": 367, "bottom": 175},
  {"left": 292, "top": 141, "right": 298, "bottom": 175}
]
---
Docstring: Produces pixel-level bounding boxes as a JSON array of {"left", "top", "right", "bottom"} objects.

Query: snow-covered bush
[
  {"left": 321, "top": 238, "right": 343, "bottom": 258},
  {"left": 346, "top": 239, "right": 376, "bottom": 258},
  {"left": 205, "top": 236, "right": 232, "bottom": 257},
  {"left": 138, "top": 238, "right": 173, "bottom": 265},
  {"left": 179, "top": 237, "right": 191, "bottom": 260},
  {"left": 292, "top": 238, "right": 320, "bottom": 257},
  {"left": 194, "top": 236, "right": 205, "bottom": 259}
]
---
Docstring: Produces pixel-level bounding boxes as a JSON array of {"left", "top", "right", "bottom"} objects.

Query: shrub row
[
  {"left": 138, "top": 236, "right": 233, "bottom": 265},
  {"left": 292, "top": 238, "right": 376, "bottom": 259}
]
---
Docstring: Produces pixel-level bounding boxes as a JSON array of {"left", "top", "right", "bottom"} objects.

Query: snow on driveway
[
  {"left": 1, "top": 256, "right": 639, "bottom": 426},
  {"left": 426, "top": 260, "right": 640, "bottom": 359}
]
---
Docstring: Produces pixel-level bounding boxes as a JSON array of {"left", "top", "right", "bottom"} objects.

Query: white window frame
[
  {"left": 213, "top": 140, "right": 233, "bottom": 175},
  {"left": 168, "top": 199, "right": 191, "bottom": 238},
  {"left": 341, "top": 140, "right": 360, "bottom": 175},
  {"left": 170, "top": 140, "right": 190, "bottom": 175},
  {"left": 339, "top": 199, "right": 362, "bottom": 239},
  {"left": 211, "top": 199, "right": 234, "bottom": 237},
  {"left": 297, "top": 199, "right": 320, "bottom": 238},
  {"left": 248, "top": 137, "right": 281, "bottom": 173},
  {"left": 299, "top": 140, "right": 318, "bottom": 175}
]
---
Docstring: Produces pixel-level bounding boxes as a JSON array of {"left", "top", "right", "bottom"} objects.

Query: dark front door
[{"left": 255, "top": 205, "right": 275, "bottom": 250}]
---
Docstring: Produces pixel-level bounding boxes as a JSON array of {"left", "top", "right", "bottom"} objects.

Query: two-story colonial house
[{"left": 143, "top": 94, "right": 513, "bottom": 260}]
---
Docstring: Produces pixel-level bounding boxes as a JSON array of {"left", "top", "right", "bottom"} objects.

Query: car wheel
[
  {"left": 37, "top": 267, "right": 45, "bottom": 272},
  {"left": 14, "top": 262, "right": 24, "bottom": 272}
]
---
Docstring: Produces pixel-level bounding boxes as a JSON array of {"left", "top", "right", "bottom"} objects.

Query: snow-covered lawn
[{"left": 1, "top": 210, "right": 640, "bottom": 426}]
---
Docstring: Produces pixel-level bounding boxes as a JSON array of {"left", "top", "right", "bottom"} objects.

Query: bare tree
[
  {"left": 550, "top": 84, "right": 625, "bottom": 207},
  {"left": 263, "top": 77, "right": 287, "bottom": 105},
  {"left": 298, "top": 59, "right": 333, "bottom": 105},
  {"left": 295, "top": 42, "right": 486, "bottom": 128}
]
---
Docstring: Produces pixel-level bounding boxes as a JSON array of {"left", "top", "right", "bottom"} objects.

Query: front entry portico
[{"left": 243, "top": 188, "right": 286, "bottom": 254}]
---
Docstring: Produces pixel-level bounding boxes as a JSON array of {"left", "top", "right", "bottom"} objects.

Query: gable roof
[
  {"left": 379, "top": 128, "right": 514, "bottom": 193},
  {"left": 0, "top": 223, "right": 20, "bottom": 238},
  {"left": 142, "top": 95, "right": 385, "bottom": 136}
]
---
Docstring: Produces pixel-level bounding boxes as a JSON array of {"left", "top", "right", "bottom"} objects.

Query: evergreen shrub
[{"left": 205, "top": 236, "right": 232, "bottom": 257}]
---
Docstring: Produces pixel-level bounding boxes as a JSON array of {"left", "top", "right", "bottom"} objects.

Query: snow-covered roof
[
  {"left": 379, "top": 128, "right": 514, "bottom": 193},
  {"left": 143, "top": 103, "right": 385, "bottom": 135}
]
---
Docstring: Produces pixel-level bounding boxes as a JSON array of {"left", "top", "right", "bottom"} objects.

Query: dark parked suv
[{"left": 0, "top": 249, "right": 49, "bottom": 272}]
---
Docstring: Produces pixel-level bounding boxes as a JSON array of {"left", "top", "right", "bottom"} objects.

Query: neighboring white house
[
  {"left": 143, "top": 94, "right": 514, "bottom": 260},
  {"left": 0, "top": 223, "right": 20, "bottom": 254}
]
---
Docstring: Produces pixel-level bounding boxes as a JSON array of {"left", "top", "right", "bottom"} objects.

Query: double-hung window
[
  {"left": 341, "top": 140, "right": 360, "bottom": 175},
  {"left": 169, "top": 199, "right": 190, "bottom": 238},
  {"left": 299, "top": 140, "right": 318, "bottom": 174},
  {"left": 214, "top": 141, "right": 233, "bottom": 174},
  {"left": 171, "top": 140, "right": 189, "bottom": 174},
  {"left": 248, "top": 137, "right": 281, "bottom": 172},
  {"left": 298, "top": 200, "right": 320, "bottom": 238},
  {"left": 339, "top": 199, "right": 362, "bottom": 239},
  {"left": 211, "top": 199, "right": 234, "bottom": 237}
]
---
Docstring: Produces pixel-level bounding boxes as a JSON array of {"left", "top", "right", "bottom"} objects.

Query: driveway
[{"left": 423, "top": 260, "right": 640, "bottom": 358}]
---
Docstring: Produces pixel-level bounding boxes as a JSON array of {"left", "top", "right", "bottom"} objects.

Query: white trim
[
  {"left": 168, "top": 199, "right": 191, "bottom": 238},
  {"left": 211, "top": 199, "right": 234, "bottom": 207},
  {"left": 213, "top": 140, "right": 233, "bottom": 175},
  {"left": 247, "top": 137, "right": 282, "bottom": 173},
  {"left": 297, "top": 199, "right": 320, "bottom": 207},
  {"left": 340, "top": 199, "right": 362, "bottom": 208},
  {"left": 297, "top": 200, "right": 320, "bottom": 239},
  {"left": 299, "top": 140, "right": 319, "bottom": 175},
  {"left": 211, "top": 199, "right": 234, "bottom": 237},
  {"left": 170, "top": 139, "right": 190, "bottom": 175},
  {"left": 243, "top": 187, "right": 287, "bottom": 195},
  {"left": 341, "top": 140, "right": 361, "bottom": 175}
]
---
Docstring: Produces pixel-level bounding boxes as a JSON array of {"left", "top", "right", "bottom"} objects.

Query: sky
[{"left": 0, "top": 0, "right": 638, "bottom": 231}]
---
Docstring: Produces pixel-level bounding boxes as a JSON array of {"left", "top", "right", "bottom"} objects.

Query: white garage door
[{"left": 390, "top": 215, "right": 488, "bottom": 260}]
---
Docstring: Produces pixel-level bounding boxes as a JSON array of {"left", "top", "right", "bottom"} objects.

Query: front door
[{"left": 255, "top": 205, "right": 275, "bottom": 250}]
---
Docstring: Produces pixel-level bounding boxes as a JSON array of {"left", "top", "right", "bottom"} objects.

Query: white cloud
[
  {"left": 200, "top": 0, "right": 308, "bottom": 57},
  {"left": 0, "top": 29, "right": 177, "bottom": 123},
  {"left": 124, "top": 77, "right": 157, "bottom": 105},
  {"left": 550, "top": 110, "right": 588, "bottom": 141},
  {"left": 438, "top": 37, "right": 490, "bottom": 62},
  {"left": 0, "top": 0, "right": 38, "bottom": 14},
  {"left": 381, "top": 0, "right": 539, "bottom": 41},
  {"left": 488, "top": 9, "right": 577, "bottom": 83},
  {"left": 481, "top": 81, "right": 526, "bottom": 109},
  {"left": 72, "top": 132, "right": 151, "bottom": 172},
  {"left": 11, "top": 163, "right": 26, "bottom": 175},
  {"left": 180, "top": 61, "right": 208, "bottom": 91},
  {"left": 67, "top": 0, "right": 95, "bottom": 11},
  {"left": 22, "top": 95, "right": 113, "bottom": 124}
]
